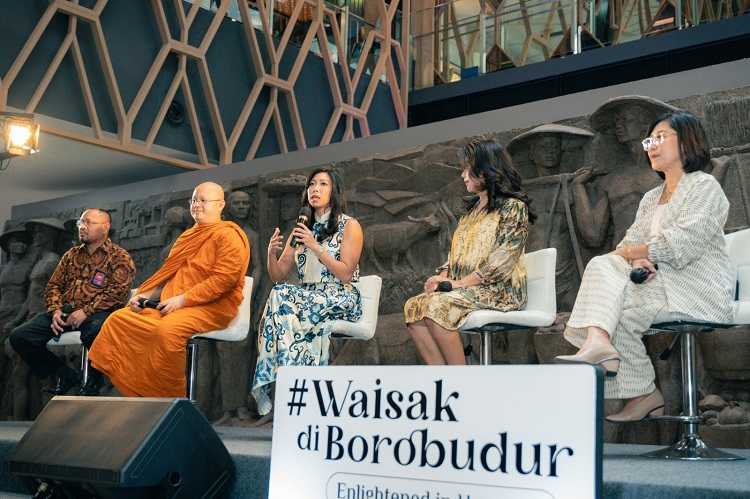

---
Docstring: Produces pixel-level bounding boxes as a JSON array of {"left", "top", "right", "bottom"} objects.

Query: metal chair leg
[
  {"left": 80, "top": 347, "right": 90, "bottom": 385},
  {"left": 480, "top": 331, "right": 492, "bottom": 366},
  {"left": 186, "top": 340, "right": 198, "bottom": 401},
  {"left": 644, "top": 330, "right": 743, "bottom": 460}
]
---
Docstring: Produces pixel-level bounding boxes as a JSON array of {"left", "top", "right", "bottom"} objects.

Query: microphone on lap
[
  {"left": 630, "top": 264, "right": 659, "bottom": 284},
  {"left": 60, "top": 303, "right": 73, "bottom": 322},
  {"left": 53, "top": 303, "right": 75, "bottom": 341},
  {"left": 292, "top": 206, "right": 313, "bottom": 247}
]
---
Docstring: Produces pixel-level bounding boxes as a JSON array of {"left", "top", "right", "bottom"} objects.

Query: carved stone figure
[
  {"left": 577, "top": 96, "right": 679, "bottom": 249},
  {"left": 159, "top": 206, "right": 192, "bottom": 264},
  {"left": 363, "top": 213, "right": 441, "bottom": 273},
  {"left": 0, "top": 228, "right": 33, "bottom": 328},
  {"left": 508, "top": 124, "right": 594, "bottom": 311},
  {"left": 0, "top": 227, "right": 35, "bottom": 417},
  {"left": 61, "top": 218, "right": 80, "bottom": 253},
  {"left": 4, "top": 220, "right": 65, "bottom": 333},
  {"left": 213, "top": 190, "right": 262, "bottom": 422},
  {"left": 226, "top": 191, "right": 261, "bottom": 288},
  {"left": 5, "top": 219, "right": 65, "bottom": 420}
]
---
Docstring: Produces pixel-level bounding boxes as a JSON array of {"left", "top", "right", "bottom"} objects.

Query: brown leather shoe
[
  {"left": 554, "top": 344, "right": 621, "bottom": 377},
  {"left": 606, "top": 389, "right": 665, "bottom": 423}
]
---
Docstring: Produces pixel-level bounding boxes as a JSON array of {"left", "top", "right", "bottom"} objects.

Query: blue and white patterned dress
[{"left": 251, "top": 211, "right": 362, "bottom": 415}]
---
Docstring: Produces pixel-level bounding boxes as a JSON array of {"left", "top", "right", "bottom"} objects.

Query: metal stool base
[
  {"left": 642, "top": 435, "right": 744, "bottom": 461},
  {"left": 186, "top": 340, "right": 199, "bottom": 401},
  {"left": 80, "top": 347, "right": 90, "bottom": 385},
  {"left": 641, "top": 323, "right": 744, "bottom": 461}
]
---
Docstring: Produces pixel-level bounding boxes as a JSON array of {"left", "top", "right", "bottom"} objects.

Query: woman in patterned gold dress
[{"left": 404, "top": 139, "right": 535, "bottom": 365}]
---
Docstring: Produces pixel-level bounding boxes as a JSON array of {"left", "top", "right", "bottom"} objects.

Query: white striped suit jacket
[{"left": 618, "top": 170, "right": 734, "bottom": 323}]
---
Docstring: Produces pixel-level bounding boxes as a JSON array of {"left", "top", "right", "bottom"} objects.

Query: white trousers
[{"left": 564, "top": 254, "right": 668, "bottom": 399}]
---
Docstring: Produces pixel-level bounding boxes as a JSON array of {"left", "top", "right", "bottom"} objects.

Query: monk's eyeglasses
[
  {"left": 641, "top": 131, "right": 677, "bottom": 151},
  {"left": 190, "top": 199, "right": 222, "bottom": 206}
]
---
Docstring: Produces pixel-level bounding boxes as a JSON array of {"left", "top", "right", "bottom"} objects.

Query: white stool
[
  {"left": 185, "top": 276, "right": 253, "bottom": 401},
  {"left": 643, "top": 228, "right": 750, "bottom": 461},
  {"left": 459, "top": 248, "right": 558, "bottom": 365},
  {"left": 46, "top": 289, "right": 140, "bottom": 387},
  {"left": 46, "top": 331, "right": 89, "bottom": 384},
  {"left": 329, "top": 275, "right": 382, "bottom": 340}
]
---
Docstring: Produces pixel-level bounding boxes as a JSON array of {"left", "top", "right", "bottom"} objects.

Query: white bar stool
[{"left": 459, "top": 248, "right": 558, "bottom": 365}]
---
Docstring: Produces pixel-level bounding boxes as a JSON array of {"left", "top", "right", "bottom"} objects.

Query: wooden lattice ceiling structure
[{"left": 0, "top": 0, "right": 410, "bottom": 170}]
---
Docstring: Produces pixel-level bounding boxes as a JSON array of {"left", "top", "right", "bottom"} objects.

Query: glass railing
[
  {"left": 196, "top": 0, "right": 399, "bottom": 78},
  {"left": 410, "top": 0, "right": 750, "bottom": 90}
]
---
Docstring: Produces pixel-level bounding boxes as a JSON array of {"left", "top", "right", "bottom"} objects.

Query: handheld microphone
[
  {"left": 60, "top": 303, "right": 73, "bottom": 321},
  {"left": 436, "top": 281, "right": 453, "bottom": 292},
  {"left": 137, "top": 297, "right": 160, "bottom": 309},
  {"left": 292, "top": 206, "right": 313, "bottom": 247},
  {"left": 54, "top": 304, "right": 75, "bottom": 340},
  {"left": 630, "top": 264, "right": 659, "bottom": 284}
]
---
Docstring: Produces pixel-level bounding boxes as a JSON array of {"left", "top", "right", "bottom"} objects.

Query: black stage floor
[{"left": 1, "top": 422, "right": 749, "bottom": 498}]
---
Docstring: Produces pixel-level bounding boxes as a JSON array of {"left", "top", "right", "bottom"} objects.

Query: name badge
[{"left": 91, "top": 270, "right": 107, "bottom": 288}]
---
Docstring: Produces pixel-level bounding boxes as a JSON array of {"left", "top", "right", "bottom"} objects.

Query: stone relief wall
[{"left": 1, "top": 86, "right": 749, "bottom": 444}]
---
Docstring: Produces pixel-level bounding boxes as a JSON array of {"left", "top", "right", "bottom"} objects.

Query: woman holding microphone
[{"left": 251, "top": 167, "right": 364, "bottom": 417}]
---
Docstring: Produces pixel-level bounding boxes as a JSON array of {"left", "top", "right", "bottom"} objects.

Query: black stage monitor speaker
[{"left": 7, "top": 396, "right": 234, "bottom": 498}]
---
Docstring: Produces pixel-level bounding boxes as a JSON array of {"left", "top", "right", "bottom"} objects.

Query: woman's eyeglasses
[{"left": 641, "top": 131, "right": 677, "bottom": 151}]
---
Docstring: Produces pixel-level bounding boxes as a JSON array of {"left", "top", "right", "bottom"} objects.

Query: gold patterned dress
[{"left": 404, "top": 198, "right": 529, "bottom": 330}]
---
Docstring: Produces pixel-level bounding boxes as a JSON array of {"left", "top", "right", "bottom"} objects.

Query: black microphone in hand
[
  {"left": 53, "top": 304, "right": 75, "bottom": 339},
  {"left": 436, "top": 281, "right": 453, "bottom": 292},
  {"left": 292, "top": 206, "right": 313, "bottom": 247},
  {"left": 60, "top": 303, "right": 73, "bottom": 322},
  {"left": 630, "top": 264, "right": 659, "bottom": 284},
  {"left": 137, "top": 297, "right": 160, "bottom": 309}
]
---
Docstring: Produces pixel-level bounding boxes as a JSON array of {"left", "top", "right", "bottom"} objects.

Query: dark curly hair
[
  {"left": 299, "top": 167, "right": 347, "bottom": 242},
  {"left": 458, "top": 138, "right": 536, "bottom": 223}
]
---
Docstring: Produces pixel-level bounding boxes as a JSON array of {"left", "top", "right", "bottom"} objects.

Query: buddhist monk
[{"left": 89, "top": 182, "right": 250, "bottom": 397}]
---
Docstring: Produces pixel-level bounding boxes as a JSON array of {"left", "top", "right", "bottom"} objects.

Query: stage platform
[{"left": 2, "top": 421, "right": 750, "bottom": 498}]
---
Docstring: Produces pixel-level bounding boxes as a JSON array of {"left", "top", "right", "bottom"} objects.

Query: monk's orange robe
[{"left": 89, "top": 221, "right": 249, "bottom": 397}]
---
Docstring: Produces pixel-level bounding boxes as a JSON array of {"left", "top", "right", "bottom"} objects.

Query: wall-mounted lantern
[{"left": 0, "top": 112, "right": 41, "bottom": 168}]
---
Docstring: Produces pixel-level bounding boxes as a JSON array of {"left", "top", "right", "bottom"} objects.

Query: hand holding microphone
[
  {"left": 630, "top": 259, "right": 659, "bottom": 284},
  {"left": 137, "top": 297, "right": 160, "bottom": 309},
  {"left": 60, "top": 303, "right": 73, "bottom": 323},
  {"left": 291, "top": 206, "right": 313, "bottom": 248},
  {"left": 51, "top": 304, "right": 74, "bottom": 338}
]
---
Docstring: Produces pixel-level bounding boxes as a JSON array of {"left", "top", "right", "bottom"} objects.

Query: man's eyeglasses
[
  {"left": 641, "top": 131, "right": 677, "bottom": 151},
  {"left": 189, "top": 199, "right": 222, "bottom": 206},
  {"left": 76, "top": 220, "right": 105, "bottom": 228}
]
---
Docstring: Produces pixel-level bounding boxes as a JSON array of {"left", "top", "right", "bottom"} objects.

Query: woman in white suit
[{"left": 556, "top": 110, "right": 734, "bottom": 422}]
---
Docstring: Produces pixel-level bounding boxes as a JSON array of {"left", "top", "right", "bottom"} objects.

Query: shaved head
[
  {"left": 196, "top": 182, "right": 225, "bottom": 200},
  {"left": 190, "top": 182, "right": 226, "bottom": 224}
]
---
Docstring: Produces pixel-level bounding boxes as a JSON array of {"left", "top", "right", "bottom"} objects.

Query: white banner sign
[{"left": 269, "top": 365, "right": 602, "bottom": 499}]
